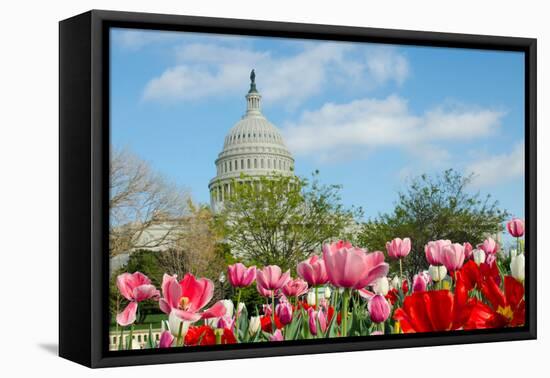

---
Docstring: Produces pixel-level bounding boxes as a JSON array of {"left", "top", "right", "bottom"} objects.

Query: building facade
[{"left": 208, "top": 70, "right": 295, "bottom": 212}]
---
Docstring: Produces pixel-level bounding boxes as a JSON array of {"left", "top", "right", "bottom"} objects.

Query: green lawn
[{"left": 110, "top": 313, "right": 167, "bottom": 331}]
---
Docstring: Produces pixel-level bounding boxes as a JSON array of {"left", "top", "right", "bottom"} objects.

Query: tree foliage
[
  {"left": 357, "top": 169, "right": 508, "bottom": 275},
  {"left": 215, "top": 172, "right": 360, "bottom": 271}
]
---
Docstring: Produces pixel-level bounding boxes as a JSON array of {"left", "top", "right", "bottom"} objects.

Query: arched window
[
  {"left": 254, "top": 159, "right": 258, "bottom": 168},
  {"left": 224, "top": 162, "right": 227, "bottom": 173},
  {"left": 247, "top": 159, "right": 251, "bottom": 169},
  {"left": 268, "top": 159, "right": 271, "bottom": 169},
  {"left": 241, "top": 159, "right": 244, "bottom": 169},
  {"left": 229, "top": 161, "right": 232, "bottom": 171},
  {"left": 261, "top": 159, "right": 264, "bottom": 169}
]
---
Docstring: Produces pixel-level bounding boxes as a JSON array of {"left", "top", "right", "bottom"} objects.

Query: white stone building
[{"left": 208, "top": 70, "right": 295, "bottom": 212}]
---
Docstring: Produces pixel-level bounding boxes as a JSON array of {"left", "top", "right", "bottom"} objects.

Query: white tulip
[
  {"left": 373, "top": 277, "right": 390, "bottom": 295},
  {"left": 168, "top": 310, "right": 190, "bottom": 337},
  {"left": 472, "top": 249, "right": 486, "bottom": 266},
  {"left": 510, "top": 254, "right": 525, "bottom": 282},
  {"left": 391, "top": 275, "right": 401, "bottom": 289},
  {"left": 248, "top": 316, "right": 261, "bottom": 335},
  {"left": 307, "top": 290, "right": 316, "bottom": 306},
  {"left": 221, "top": 299, "right": 234, "bottom": 318},
  {"left": 428, "top": 265, "right": 447, "bottom": 282},
  {"left": 324, "top": 287, "right": 332, "bottom": 299},
  {"left": 510, "top": 249, "right": 518, "bottom": 258},
  {"left": 237, "top": 302, "right": 246, "bottom": 315}
]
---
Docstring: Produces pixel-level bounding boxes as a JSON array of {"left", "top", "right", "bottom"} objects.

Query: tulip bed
[{"left": 113, "top": 218, "right": 526, "bottom": 349}]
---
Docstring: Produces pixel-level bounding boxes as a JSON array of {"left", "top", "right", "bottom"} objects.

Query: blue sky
[{"left": 110, "top": 28, "right": 525, "bottom": 223}]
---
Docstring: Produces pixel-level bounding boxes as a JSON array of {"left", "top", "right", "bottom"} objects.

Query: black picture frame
[{"left": 59, "top": 9, "right": 537, "bottom": 368}]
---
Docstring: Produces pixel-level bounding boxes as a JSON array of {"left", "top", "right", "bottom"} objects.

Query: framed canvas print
[{"left": 59, "top": 10, "right": 537, "bottom": 368}]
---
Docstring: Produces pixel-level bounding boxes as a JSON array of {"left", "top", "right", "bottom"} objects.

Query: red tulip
[
  {"left": 425, "top": 240, "right": 451, "bottom": 265},
  {"left": 478, "top": 276, "right": 525, "bottom": 328},
  {"left": 368, "top": 294, "right": 391, "bottom": 323},
  {"left": 507, "top": 218, "right": 525, "bottom": 238},
  {"left": 159, "top": 273, "right": 226, "bottom": 322},
  {"left": 115, "top": 272, "right": 159, "bottom": 326},
  {"left": 260, "top": 315, "right": 283, "bottom": 332},
  {"left": 322, "top": 241, "right": 389, "bottom": 289},
  {"left": 184, "top": 325, "right": 236, "bottom": 346},
  {"left": 386, "top": 237, "right": 412, "bottom": 259},
  {"left": 227, "top": 263, "right": 256, "bottom": 288},
  {"left": 297, "top": 255, "right": 329, "bottom": 286},
  {"left": 393, "top": 275, "right": 488, "bottom": 333},
  {"left": 158, "top": 330, "right": 174, "bottom": 348},
  {"left": 282, "top": 277, "right": 309, "bottom": 297},
  {"left": 256, "top": 265, "right": 291, "bottom": 291},
  {"left": 441, "top": 243, "right": 466, "bottom": 272}
]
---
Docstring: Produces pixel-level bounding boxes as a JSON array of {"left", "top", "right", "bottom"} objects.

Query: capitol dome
[{"left": 209, "top": 70, "right": 295, "bottom": 212}]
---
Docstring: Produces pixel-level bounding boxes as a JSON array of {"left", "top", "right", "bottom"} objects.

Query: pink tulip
[
  {"left": 256, "top": 283, "right": 273, "bottom": 298},
  {"left": 297, "top": 255, "right": 329, "bottom": 286},
  {"left": 486, "top": 253, "right": 497, "bottom": 267},
  {"left": 115, "top": 272, "right": 159, "bottom": 326},
  {"left": 282, "top": 278, "right": 309, "bottom": 298},
  {"left": 269, "top": 329, "right": 284, "bottom": 342},
  {"left": 385, "top": 237, "right": 412, "bottom": 259},
  {"left": 425, "top": 240, "right": 451, "bottom": 265},
  {"left": 308, "top": 307, "right": 328, "bottom": 335},
  {"left": 441, "top": 243, "right": 466, "bottom": 272},
  {"left": 368, "top": 294, "right": 391, "bottom": 323},
  {"left": 507, "top": 218, "right": 525, "bottom": 238},
  {"left": 276, "top": 300, "right": 293, "bottom": 325},
  {"left": 370, "top": 330, "right": 383, "bottom": 335},
  {"left": 159, "top": 330, "right": 174, "bottom": 348},
  {"left": 479, "top": 237, "right": 499, "bottom": 255},
  {"left": 217, "top": 315, "right": 235, "bottom": 330},
  {"left": 227, "top": 263, "right": 256, "bottom": 288},
  {"left": 463, "top": 242, "right": 473, "bottom": 260},
  {"left": 412, "top": 271, "right": 431, "bottom": 292},
  {"left": 322, "top": 241, "right": 389, "bottom": 289},
  {"left": 256, "top": 265, "right": 291, "bottom": 291},
  {"left": 158, "top": 273, "right": 227, "bottom": 322}
]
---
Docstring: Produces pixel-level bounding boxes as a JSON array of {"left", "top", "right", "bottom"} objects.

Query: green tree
[
  {"left": 357, "top": 169, "right": 508, "bottom": 276},
  {"left": 215, "top": 171, "right": 360, "bottom": 271}
]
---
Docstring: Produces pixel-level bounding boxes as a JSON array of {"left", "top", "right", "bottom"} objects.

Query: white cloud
[
  {"left": 466, "top": 142, "right": 524, "bottom": 187},
  {"left": 142, "top": 43, "right": 409, "bottom": 107},
  {"left": 282, "top": 95, "right": 504, "bottom": 158}
]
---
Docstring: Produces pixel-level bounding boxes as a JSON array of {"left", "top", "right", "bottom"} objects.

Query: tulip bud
[
  {"left": 307, "top": 291, "right": 316, "bottom": 306},
  {"left": 372, "top": 277, "right": 390, "bottom": 295},
  {"left": 472, "top": 249, "right": 486, "bottom": 266},
  {"left": 324, "top": 286, "right": 332, "bottom": 299},
  {"left": 428, "top": 265, "right": 447, "bottom": 282},
  {"left": 269, "top": 329, "right": 284, "bottom": 342},
  {"left": 237, "top": 302, "right": 246, "bottom": 315},
  {"left": 217, "top": 315, "right": 234, "bottom": 330},
  {"left": 510, "top": 254, "right": 525, "bottom": 282},
  {"left": 368, "top": 295, "right": 391, "bottom": 323},
  {"left": 248, "top": 316, "right": 261, "bottom": 335},
  {"left": 275, "top": 301, "right": 293, "bottom": 325},
  {"left": 221, "top": 299, "right": 234, "bottom": 318},
  {"left": 391, "top": 276, "right": 401, "bottom": 289}
]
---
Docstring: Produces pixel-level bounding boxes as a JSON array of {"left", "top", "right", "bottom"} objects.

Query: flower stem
[
  {"left": 399, "top": 259, "right": 403, "bottom": 281},
  {"left": 118, "top": 327, "right": 124, "bottom": 350},
  {"left": 517, "top": 237, "right": 521, "bottom": 255},
  {"left": 341, "top": 289, "right": 350, "bottom": 337},
  {"left": 315, "top": 286, "right": 319, "bottom": 309},
  {"left": 235, "top": 288, "right": 242, "bottom": 339},
  {"left": 176, "top": 321, "right": 184, "bottom": 347},
  {"left": 271, "top": 291, "right": 276, "bottom": 329},
  {"left": 128, "top": 325, "right": 134, "bottom": 350}
]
